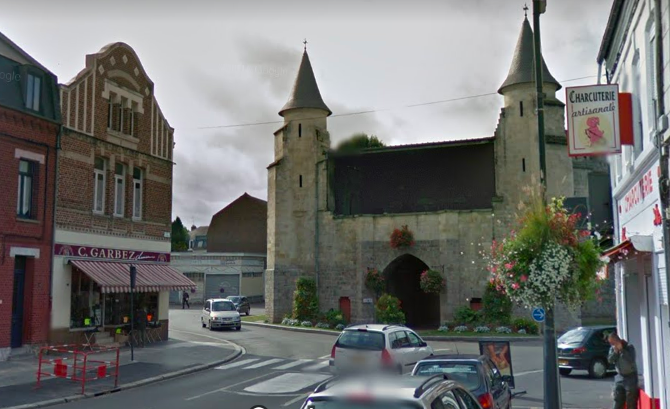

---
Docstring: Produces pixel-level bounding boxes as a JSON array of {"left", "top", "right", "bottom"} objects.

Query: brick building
[
  {"left": 0, "top": 32, "right": 61, "bottom": 359},
  {"left": 51, "top": 42, "right": 193, "bottom": 344}
]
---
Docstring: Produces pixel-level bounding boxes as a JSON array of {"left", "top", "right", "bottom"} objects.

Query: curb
[
  {"left": 2, "top": 348, "right": 243, "bottom": 409},
  {"left": 242, "top": 321, "right": 542, "bottom": 343}
]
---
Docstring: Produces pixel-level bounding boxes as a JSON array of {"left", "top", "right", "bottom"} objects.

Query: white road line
[
  {"left": 432, "top": 349, "right": 451, "bottom": 352},
  {"left": 303, "top": 360, "right": 329, "bottom": 371},
  {"left": 215, "top": 358, "right": 259, "bottom": 370},
  {"left": 283, "top": 392, "right": 311, "bottom": 407},
  {"left": 274, "top": 359, "right": 313, "bottom": 370},
  {"left": 169, "top": 328, "right": 246, "bottom": 355},
  {"left": 244, "top": 358, "right": 284, "bottom": 369},
  {"left": 244, "top": 373, "right": 331, "bottom": 393},
  {"left": 318, "top": 354, "right": 331, "bottom": 359},
  {"left": 185, "top": 371, "right": 273, "bottom": 401},
  {"left": 515, "top": 369, "right": 543, "bottom": 376}
]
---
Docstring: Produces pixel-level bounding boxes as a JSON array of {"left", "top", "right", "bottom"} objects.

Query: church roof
[
  {"left": 498, "top": 17, "right": 561, "bottom": 94},
  {"left": 279, "top": 50, "right": 332, "bottom": 117}
]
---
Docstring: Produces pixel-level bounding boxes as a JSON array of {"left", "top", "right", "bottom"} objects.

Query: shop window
[
  {"left": 102, "top": 292, "right": 159, "bottom": 326},
  {"left": 70, "top": 268, "right": 102, "bottom": 328}
]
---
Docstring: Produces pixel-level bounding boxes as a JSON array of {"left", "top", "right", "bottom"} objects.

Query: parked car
[
  {"left": 301, "top": 373, "right": 483, "bottom": 409},
  {"left": 557, "top": 325, "right": 616, "bottom": 378},
  {"left": 329, "top": 324, "right": 434, "bottom": 375},
  {"left": 226, "top": 295, "right": 251, "bottom": 315},
  {"left": 411, "top": 355, "right": 512, "bottom": 409},
  {"left": 201, "top": 298, "right": 241, "bottom": 331}
]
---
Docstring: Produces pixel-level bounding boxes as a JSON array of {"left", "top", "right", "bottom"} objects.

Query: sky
[{"left": 1, "top": 0, "right": 614, "bottom": 228}]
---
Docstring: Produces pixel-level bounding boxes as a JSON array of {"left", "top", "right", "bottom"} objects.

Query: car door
[
  {"left": 389, "top": 330, "right": 411, "bottom": 370},
  {"left": 406, "top": 330, "right": 431, "bottom": 364},
  {"left": 483, "top": 359, "right": 508, "bottom": 409},
  {"left": 202, "top": 300, "right": 211, "bottom": 323}
]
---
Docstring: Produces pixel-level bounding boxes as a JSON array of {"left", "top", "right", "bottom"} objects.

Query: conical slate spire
[
  {"left": 498, "top": 17, "right": 561, "bottom": 95},
  {"left": 279, "top": 50, "right": 332, "bottom": 117}
]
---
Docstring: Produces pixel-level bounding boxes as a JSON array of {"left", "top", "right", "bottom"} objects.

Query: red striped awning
[{"left": 70, "top": 260, "right": 195, "bottom": 293}]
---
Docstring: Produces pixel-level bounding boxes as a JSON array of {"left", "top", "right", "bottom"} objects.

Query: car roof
[
  {"left": 206, "top": 298, "right": 233, "bottom": 303},
  {"left": 419, "top": 354, "right": 483, "bottom": 362},
  {"left": 309, "top": 375, "right": 458, "bottom": 401},
  {"left": 343, "top": 324, "right": 409, "bottom": 332},
  {"left": 566, "top": 325, "right": 616, "bottom": 332}
]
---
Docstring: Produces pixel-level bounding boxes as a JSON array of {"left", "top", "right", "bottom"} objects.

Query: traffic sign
[{"left": 532, "top": 307, "right": 545, "bottom": 323}]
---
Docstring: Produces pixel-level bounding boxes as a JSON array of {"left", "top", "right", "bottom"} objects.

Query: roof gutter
[{"left": 597, "top": 0, "right": 625, "bottom": 64}]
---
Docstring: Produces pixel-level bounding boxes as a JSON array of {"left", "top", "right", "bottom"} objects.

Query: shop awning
[
  {"left": 69, "top": 260, "right": 196, "bottom": 293},
  {"left": 601, "top": 235, "right": 654, "bottom": 263}
]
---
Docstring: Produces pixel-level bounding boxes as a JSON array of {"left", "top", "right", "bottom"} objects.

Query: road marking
[
  {"left": 303, "top": 360, "right": 329, "bottom": 371},
  {"left": 283, "top": 392, "right": 311, "bottom": 407},
  {"left": 244, "top": 358, "right": 284, "bottom": 369},
  {"left": 515, "top": 369, "right": 543, "bottom": 376},
  {"left": 244, "top": 373, "right": 331, "bottom": 393},
  {"left": 318, "top": 354, "right": 331, "bottom": 359},
  {"left": 185, "top": 372, "right": 272, "bottom": 401},
  {"left": 169, "top": 328, "right": 246, "bottom": 355},
  {"left": 215, "top": 358, "right": 259, "bottom": 370},
  {"left": 274, "top": 359, "right": 313, "bottom": 370}
]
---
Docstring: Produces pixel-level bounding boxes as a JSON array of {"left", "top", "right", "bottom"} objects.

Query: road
[{"left": 47, "top": 308, "right": 614, "bottom": 409}]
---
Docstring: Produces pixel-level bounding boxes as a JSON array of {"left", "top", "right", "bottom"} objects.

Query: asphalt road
[{"left": 46, "top": 308, "right": 615, "bottom": 409}]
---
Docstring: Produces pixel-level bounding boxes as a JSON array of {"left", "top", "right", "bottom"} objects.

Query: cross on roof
[
  {"left": 523, "top": 4, "right": 529, "bottom": 18},
  {"left": 303, "top": 38, "right": 308, "bottom": 51}
]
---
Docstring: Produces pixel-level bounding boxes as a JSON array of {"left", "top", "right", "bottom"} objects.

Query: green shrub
[
  {"left": 321, "top": 309, "right": 347, "bottom": 327},
  {"left": 292, "top": 277, "right": 319, "bottom": 321},
  {"left": 375, "top": 294, "right": 406, "bottom": 324},
  {"left": 482, "top": 282, "right": 513, "bottom": 325},
  {"left": 454, "top": 306, "right": 480, "bottom": 325},
  {"left": 512, "top": 317, "right": 539, "bottom": 335}
]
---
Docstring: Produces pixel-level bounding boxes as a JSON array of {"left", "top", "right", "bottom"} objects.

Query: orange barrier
[{"left": 35, "top": 344, "right": 120, "bottom": 394}]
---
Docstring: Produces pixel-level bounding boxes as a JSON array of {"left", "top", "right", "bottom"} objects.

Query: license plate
[{"left": 559, "top": 360, "right": 568, "bottom": 366}]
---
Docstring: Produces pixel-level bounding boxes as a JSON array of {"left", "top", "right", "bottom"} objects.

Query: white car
[
  {"left": 201, "top": 298, "right": 241, "bottom": 331},
  {"left": 329, "top": 324, "right": 434, "bottom": 375}
]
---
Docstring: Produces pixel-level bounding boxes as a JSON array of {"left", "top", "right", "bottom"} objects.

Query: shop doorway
[
  {"left": 11, "top": 257, "right": 27, "bottom": 348},
  {"left": 382, "top": 254, "right": 440, "bottom": 329}
]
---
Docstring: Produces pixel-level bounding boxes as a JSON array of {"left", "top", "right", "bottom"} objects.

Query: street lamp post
[{"left": 532, "top": 1, "right": 561, "bottom": 408}]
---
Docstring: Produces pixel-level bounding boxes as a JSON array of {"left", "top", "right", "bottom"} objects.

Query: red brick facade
[{"left": 0, "top": 106, "right": 59, "bottom": 350}]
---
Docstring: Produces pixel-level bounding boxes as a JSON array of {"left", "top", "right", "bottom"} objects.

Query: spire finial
[
  {"left": 523, "top": 4, "right": 529, "bottom": 18},
  {"left": 303, "top": 38, "right": 308, "bottom": 51}
]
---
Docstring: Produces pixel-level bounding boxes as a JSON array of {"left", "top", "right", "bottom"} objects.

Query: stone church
[{"left": 265, "top": 16, "right": 613, "bottom": 330}]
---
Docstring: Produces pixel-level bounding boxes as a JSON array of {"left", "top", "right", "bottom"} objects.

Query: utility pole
[{"left": 532, "top": 1, "right": 561, "bottom": 408}]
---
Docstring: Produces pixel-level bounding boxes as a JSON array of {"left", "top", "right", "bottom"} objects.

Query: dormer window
[{"left": 25, "top": 74, "right": 41, "bottom": 112}]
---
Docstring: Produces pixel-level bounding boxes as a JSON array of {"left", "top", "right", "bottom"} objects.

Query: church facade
[{"left": 265, "top": 17, "right": 613, "bottom": 330}]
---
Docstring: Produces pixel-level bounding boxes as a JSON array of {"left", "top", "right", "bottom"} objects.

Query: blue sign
[{"left": 532, "top": 307, "right": 545, "bottom": 323}]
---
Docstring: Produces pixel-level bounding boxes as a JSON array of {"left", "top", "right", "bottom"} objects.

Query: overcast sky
[{"left": 2, "top": 0, "right": 613, "bottom": 228}]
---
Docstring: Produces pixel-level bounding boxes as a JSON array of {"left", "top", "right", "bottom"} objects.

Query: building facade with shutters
[
  {"left": 51, "top": 42, "right": 194, "bottom": 344},
  {"left": 598, "top": 1, "right": 670, "bottom": 408},
  {"left": 0, "top": 32, "right": 61, "bottom": 360}
]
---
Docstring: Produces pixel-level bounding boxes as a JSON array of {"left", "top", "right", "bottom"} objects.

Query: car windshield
[
  {"left": 558, "top": 328, "right": 590, "bottom": 344},
  {"left": 302, "top": 399, "right": 421, "bottom": 409},
  {"left": 212, "top": 301, "right": 235, "bottom": 311},
  {"left": 336, "top": 330, "right": 385, "bottom": 351},
  {"left": 227, "top": 296, "right": 241, "bottom": 303},
  {"left": 413, "top": 362, "right": 481, "bottom": 390}
]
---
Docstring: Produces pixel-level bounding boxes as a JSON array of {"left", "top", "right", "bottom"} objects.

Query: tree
[
  {"left": 335, "top": 133, "right": 385, "bottom": 152},
  {"left": 171, "top": 217, "right": 189, "bottom": 251}
]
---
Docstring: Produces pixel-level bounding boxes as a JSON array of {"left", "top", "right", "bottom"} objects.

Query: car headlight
[{"left": 234, "top": 316, "right": 241, "bottom": 321}]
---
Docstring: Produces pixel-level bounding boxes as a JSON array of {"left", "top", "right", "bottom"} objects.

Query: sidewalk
[{"left": 0, "top": 339, "right": 240, "bottom": 409}]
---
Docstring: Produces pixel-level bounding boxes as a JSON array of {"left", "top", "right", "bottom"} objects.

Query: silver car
[{"left": 201, "top": 298, "right": 241, "bottom": 331}]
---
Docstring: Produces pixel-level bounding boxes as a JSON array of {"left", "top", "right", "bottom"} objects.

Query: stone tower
[
  {"left": 266, "top": 49, "right": 331, "bottom": 323},
  {"left": 494, "top": 16, "right": 574, "bottom": 216}
]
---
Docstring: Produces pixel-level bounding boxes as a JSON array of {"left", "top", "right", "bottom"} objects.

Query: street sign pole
[{"left": 130, "top": 265, "right": 137, "bottom": 362}]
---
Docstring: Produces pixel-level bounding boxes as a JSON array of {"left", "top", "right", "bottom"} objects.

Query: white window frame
[
  {"left": 114, "top": 164, "right": 125, "bottom": 217},
  {"left": 93, "top": 159, "right": 106, "bottom": 214},
  {"left": 132, "top": 168, "right": 143, "bottom": 220},
  {"left": 26, "top": 74, "right": 41, "bottom": 112}
]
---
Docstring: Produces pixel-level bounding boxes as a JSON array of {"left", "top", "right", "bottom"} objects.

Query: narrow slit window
[
  {"left": 522, "top": 158, "right": 526, "bottom": 172},
  {"left": 299, "top": 175, "right": 303, "bottom": 187},
  {"left": 520, "top": 101, "right": 524, "bottom": 117},
  {"left": 298, "top": 123, "right": 302, "bottom": 138}
]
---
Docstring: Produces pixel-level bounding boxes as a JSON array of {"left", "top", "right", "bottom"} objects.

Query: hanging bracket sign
[{"left": 566, "top": 84, "right": 621, "bottom": 157}]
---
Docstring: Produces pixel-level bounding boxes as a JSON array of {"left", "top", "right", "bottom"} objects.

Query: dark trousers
[
  {"left": 182, "top": 299, "right": 189, "bottom": 309},
  {"left": 613, "top": 375, "right": 639, "bottom": 409}
]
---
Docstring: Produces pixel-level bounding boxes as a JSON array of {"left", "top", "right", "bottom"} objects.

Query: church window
[
  {"left": 522, "top": 158, "right": 526, "bottom": 172},
  {"left": 299, "top": 175, "right": 303, "bottom": 187},
  {"left": 519, "top": 101, "right": 524, "bottom": 117},
  {"left": 299, "top": 123, "right": 302, "bottom": 138}
]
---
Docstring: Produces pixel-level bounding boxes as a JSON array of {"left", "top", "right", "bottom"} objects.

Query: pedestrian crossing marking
[
  {"left": 303, "top": 360, "right": 329, "bottom": 371},
  {"left": 244, "top": 358, "right": 284, "bottom": 369},
  {"left": 215, "top": 358, "right": 259, "bottom": 370},
  {"left": 244, "top": 373, "right": 331, "bottom": 394},
  {"left": 273, "top": 359, "right": 313, "bottom": 370}
]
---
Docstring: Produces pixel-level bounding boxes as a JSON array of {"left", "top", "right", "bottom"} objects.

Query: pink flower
[
  {"left": 504, "top": 262, "right": 514, "bottom": 270},
  {"left": 520, "top": 275, "right": 528, "bottom": 282},
  {"left": 491, "top": 266, "right": 498, "bottom": 274},
  {"left": 512, "top": 283, "right": 520, "bottom": 290},
  {"left": 489, "top": 278, "right": 495, "bottom": 284}
]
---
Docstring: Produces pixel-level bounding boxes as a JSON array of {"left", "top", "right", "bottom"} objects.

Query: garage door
[{"left": 205, "top": 274, "right": 240, "bottom": 300}]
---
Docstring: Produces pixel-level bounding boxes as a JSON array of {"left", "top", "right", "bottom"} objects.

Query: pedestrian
[
  {"left": 607, "top": 332, "right": 639, "bottom": 409},
  {"left": 182, "top": 290, "right": 190, "bottom": 309},
  {"left": 134, "top": 306, "right": 147, "bottom": 347}
]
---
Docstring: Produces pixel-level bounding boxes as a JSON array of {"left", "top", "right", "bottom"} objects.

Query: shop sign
[
  {"left": 618, "top": 164, "right": 661, "bottom": 228},
  {"left": 566, "top": 84, "right": 620, "bottom": 157},
  {"left": 55, "top": 244, "right": 170, "bottom": 262}
]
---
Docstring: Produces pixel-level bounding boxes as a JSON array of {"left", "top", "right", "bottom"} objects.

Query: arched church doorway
[{"left": 382, "top": 254, "right": 440, "bottom": 329}]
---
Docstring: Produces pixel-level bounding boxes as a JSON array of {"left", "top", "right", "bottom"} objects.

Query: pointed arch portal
[{"left": 382, "top": 254, "right": 440, "bottom": 329}]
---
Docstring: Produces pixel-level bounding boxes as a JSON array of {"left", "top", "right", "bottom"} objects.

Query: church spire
[
  {"left": 498, "top": 17, "right": 561, "bottom": 95},
  {"left": 279, "top": 48, "right": 332, "bottom": 117}
]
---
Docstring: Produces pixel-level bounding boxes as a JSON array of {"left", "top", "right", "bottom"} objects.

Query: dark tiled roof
[
  {"left": 279, "top": 50, "right": 332, "bottom": 117},
  {"left": 498, "top": 18, "right": 561, "bottom": 94},
  {"left": 328, "top": 136, "right": 494, "bottom": 157}
]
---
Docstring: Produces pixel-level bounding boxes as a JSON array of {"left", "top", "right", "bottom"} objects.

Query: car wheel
[
  {"left": 559, "top": 368, "right": 572, "bottom": 376},
  {"left": 208, "top": 320, "right": 214, "bottom": 331},
  {"left": 201, "top": 319, "right": 206, "bottom": 328},
  {"left": 589, "top": 358, "right": 607, "bottom": 379},
  {"left": 236, "top": 325, "right": 241, "bottom": 331}
]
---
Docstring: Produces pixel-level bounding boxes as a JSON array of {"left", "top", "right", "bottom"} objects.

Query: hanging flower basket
[
  {"left": 365, "top": 268, "right": 385, "bottom": 298},
  {"left": 420, "top": 269, "right": 446, "bottom": 294},
  {"left": 390, "top": 225, "right": 415, "bottom": 249},
  {"left": 485, "top": 184, "right": 605, "bottom": 310}
]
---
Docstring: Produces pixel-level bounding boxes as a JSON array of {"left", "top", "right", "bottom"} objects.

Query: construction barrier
[{"left": 36, "top": 344, "right": 120, "bottom": 394}]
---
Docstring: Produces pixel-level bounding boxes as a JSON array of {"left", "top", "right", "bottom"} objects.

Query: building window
[
  {"left": 25, "top": 74, "right": 41, "bottom": 112},
  {"left": 298, "top": 123, "right": 302, "bottom": 138},
  {"left": 132, "top": 167, "right": 142, "bottom": 220},
  {"left": 299, "top": 175, "right": 303, "bottom": 188},
  {"left": 17, "top": 160, "right": 35, "bottom": 218},
  {"left": 114, "top": 163, "right": 125, "bottom": 217},
  {"left": 519, "top": 101, "right": 524, "bottom": 117},
  {"left": 93, "top": 157, "right": 106, "bottom": 214}
]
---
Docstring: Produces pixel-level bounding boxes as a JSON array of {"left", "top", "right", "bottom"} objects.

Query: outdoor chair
[{"left": 82, "top": 316, "right": 100, "bottom": 351}]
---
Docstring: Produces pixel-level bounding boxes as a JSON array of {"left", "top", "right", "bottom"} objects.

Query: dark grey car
[{"left": 226, "top": 295, "right": 250, "bottom": 315}]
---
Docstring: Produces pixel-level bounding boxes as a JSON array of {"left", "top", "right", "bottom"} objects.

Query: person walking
[
  {"left": 607, "top": 332, "right": 639, "bottom": 409},
  {"left": 182, "top": 290, "right": 190, "bottom": 309}
]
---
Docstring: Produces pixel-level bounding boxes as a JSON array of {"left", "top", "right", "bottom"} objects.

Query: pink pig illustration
[{"left": 585, "top": 116, "right": 605, "bottom": 146}]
